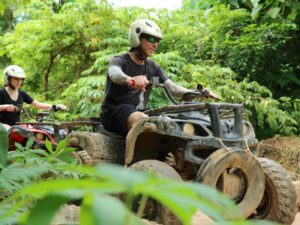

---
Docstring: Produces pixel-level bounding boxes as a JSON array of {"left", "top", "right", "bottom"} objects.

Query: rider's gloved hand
[{"left": 51, "top": 104, "right": 67, "bottom": 112}]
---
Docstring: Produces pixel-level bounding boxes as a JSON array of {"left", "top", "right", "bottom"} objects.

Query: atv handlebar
[
  {"left": 146, "top": 81, "right": 215, "bottom": 105},
  {"left": 144, "top": 102, "right": 243, "bottom": 116}
]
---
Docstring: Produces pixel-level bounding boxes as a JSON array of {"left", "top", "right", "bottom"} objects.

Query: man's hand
[
  {"left": 128, "top": 75, "right": 149, "bottom": 92},
  {"left": 206, "top": 90, "right": 220, "bottom": 100}
]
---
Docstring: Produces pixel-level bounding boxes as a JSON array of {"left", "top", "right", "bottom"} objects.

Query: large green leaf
[
  {"left": 80, "top": 194, "right": 145, "bottom": 225},
  {"left": 21, "top": 193, "right": 73, "bottom": 225},
  {"left": 0, "top": 124, "right": 8, "bottom": 168},
  {"left": 267, "top": 7, "right": 281, "bottom": 18}
]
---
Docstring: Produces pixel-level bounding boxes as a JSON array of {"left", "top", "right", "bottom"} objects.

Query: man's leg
[
  {"left": 101, "top": 104, "right": 147, "bottom": 137},
  {"left": 127, "top": 111, "right": 148, "bottom": 131}
]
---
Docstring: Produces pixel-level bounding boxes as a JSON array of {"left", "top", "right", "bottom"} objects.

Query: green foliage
[
  {"left": 193, "top": 5, "right": 298, "bottom": 91},
  {"left": 0, "top": 0, "right": 115, "bottom": 97},
  {"left": 0, "top": 138, "right": 84, "bottom": 199},
  {"left": 43, "top": 138, "right": 76, "bottom": 163},
  {"left": 183, "top": 0, "right": 300, "bottom": 21},
  {"left": 0, "top": 0, "right": 31, "bottom": 14},
  {"left": 0, "top": 124, "right": 8, "bottom": 168},
  {"left": 0, "top": 161, "right": 277, "bottom": 225},
  {"left": 181, "top": 63, "right": 299, "bottom": 138},
  {"left": 61, "top": 76, "right": 106, "bottom": 117},
  {"left": 0, "top": 0, "right": 299, "bottom": 138}
]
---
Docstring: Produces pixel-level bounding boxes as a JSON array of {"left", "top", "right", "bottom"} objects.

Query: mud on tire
[
  {"left": 196, "top": 148, "right": 265, "bottom": 219},
  {"left": 67, "top": 132, "right": 124, "bottom": 165},
  {"left": 250, "top": 157, "right": 297, "bottom": 224},
  {"left": 129, "top": 160, "right": 182, "bottom": 225}
]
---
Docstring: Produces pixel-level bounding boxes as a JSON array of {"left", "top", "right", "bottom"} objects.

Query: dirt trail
[
  {"left": 192, "top": 211, "right": 300, "bottom": 225},
  {"left": 257, "top": 136, "right": 300, "bottom": 180}
]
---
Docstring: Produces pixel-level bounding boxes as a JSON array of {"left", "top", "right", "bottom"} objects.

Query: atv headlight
[
  {"left": 35, "top": 133, "right": 45, "bottom": 140},
  {"left": 183, "top": 123, "right": 195, "bottom": 135}
]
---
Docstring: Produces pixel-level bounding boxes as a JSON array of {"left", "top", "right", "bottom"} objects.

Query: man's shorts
[{"left": 100, "top": 104, "right": 136, "bottom": 137}]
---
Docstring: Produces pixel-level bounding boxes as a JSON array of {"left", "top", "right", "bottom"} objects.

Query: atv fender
[{"left": 125, "top": 116, "right": 189, "bottom": 165}]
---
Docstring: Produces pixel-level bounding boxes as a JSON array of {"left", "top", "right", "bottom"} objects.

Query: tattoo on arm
[
  {"left": 108, "top": 66, "right": 131, "bottom": 85},
  {"left": 164, "top": 79, "right": 189, "bottom": 98}
]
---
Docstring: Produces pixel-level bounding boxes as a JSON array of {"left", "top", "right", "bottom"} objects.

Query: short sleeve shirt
[
  {"left": 0, "top": 88, "right": 34, "bottom": 125},
  {"left": 101, "top": 53, "right": 168, "bottom": 112}
]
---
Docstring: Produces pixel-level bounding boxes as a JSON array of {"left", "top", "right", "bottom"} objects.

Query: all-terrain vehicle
[
  {"left": 66, "top": 81, "right": 297, "bottom": 224},
  {"left": 8, "top": 108, "right": 100, "bottom": 151}
]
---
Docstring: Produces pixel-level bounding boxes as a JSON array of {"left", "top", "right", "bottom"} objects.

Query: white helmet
[
  {"left": 3, "top": 65, "right": 26, "bottom": 85},
  {"left": 129, "top": 19, "right": 163, "bottom": 48}
]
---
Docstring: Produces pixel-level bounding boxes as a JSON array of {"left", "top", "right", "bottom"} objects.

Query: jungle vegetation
[
  {"left": 0, "top": 0, "right": 299, "bottom": 139},
  {"left": 0, "top": 0, "right": 300, "bottom": 138},
  {"left": 0, "top": 0, "right": 299, "bottom": 224}
]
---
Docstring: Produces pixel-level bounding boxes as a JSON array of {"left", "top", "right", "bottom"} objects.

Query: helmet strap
[{"left": 133, "top": 47, "right": 148, "bottom": 60}]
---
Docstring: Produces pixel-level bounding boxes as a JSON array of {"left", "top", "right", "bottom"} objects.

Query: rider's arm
[
  {"left": 108, "top": 65, "right": 131, "bottom": 85},
  {"left": 31, "top": 100, "right": 52, "bottom": 110},
  {"left": 164, "top": 79, "right": 190, "bottom": 98},
  {"left": 109, "top": 65, "right": 149, "bottom": 92},
  {"left": 31, "top": 101, "right": 67, "bottom": 111}
]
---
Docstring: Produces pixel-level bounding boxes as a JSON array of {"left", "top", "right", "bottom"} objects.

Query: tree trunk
[{"left": 44, "top": 53, "right": 55, "bottom": 98}]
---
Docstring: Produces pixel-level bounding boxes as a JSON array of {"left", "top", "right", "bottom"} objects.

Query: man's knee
[{"left": 127, "top": 111, "right": 148, "bottom": 129}]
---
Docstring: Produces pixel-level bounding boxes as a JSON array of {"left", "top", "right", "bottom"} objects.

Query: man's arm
[
  {"left": 164, "top": 79, "right": 189, "bottom": 98},
  {"left": 109, "top": 65, "right": 149, "bottom": 92},
  {"left": 108, "top": 65, "right": 131, "bottom": 85},
  {"left": 164, "top": 79, "right": 220, "bottom": 100}
]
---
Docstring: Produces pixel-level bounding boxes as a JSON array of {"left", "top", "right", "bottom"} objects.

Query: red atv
[
  {"left": 8, "top": 108, "right": 100, "bottom": 151},
  {"left": 8, "top": 109, "right": 64, "bottom": 150}
]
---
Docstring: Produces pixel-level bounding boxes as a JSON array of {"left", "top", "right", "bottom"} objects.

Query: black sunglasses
[{"left": 141, "top": 34, "right": 160, "bottom": 44}]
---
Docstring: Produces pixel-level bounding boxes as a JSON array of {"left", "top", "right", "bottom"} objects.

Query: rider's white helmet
[
  {"left": 3, "top": 65, "right": 26, "bottom": 85},
  {"left": 129, "top": 19, "right": 163, "bottom": 48}
]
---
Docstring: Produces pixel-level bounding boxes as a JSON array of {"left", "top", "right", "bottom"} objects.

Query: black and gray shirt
[{"left": 101, "top": 53, "right": 168, "bottom": 113}]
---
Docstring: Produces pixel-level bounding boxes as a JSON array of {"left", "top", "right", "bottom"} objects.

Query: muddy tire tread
[{"left": 257, "top": 157, "right": 297, "bottom": 224}]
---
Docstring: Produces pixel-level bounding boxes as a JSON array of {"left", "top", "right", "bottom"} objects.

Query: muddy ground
[
  {"left": 257, "top": 136, "right": 300, "bottom": 180},
  {"left": 192, "top": 211, "right": 300, "bottom": 225}
]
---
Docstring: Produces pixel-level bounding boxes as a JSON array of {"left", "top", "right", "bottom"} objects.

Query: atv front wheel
[
  {"left": 249, "top": 157, "right": 297, "bottom": 224},
  {"left": 129, "top": 160, "right": 182, "bottom": 225},
  {"left": 196, "top": 148, "right": 265, "bottom": 218}
]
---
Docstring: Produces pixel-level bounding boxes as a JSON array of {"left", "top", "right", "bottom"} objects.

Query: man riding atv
[
  {"left": 68, "top": 19, "right": 297, "bottom": 225},
  {"left": 100, "top": 19, "right": 219, "bottom": 138}
]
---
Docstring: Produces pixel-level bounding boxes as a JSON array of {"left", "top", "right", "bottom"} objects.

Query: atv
[
  {"left": 8, "top": 107, "right": 100, "bottom": 151},
  {"left": 66, "top": 80, "right": 297, "bottom": 224}
]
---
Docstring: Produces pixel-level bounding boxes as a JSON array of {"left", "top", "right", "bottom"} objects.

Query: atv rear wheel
[
  {"left": 130, "top": 160, "right": 182, "bottom": 225},
  {"left": 249, "top": 157, "right": 297, "bottom": 224},
  {"left": 196, "top": 148, "right": 265, "bottom": 219},
  {"left": 67, "top": 132, "right": 124, "bottom": 165}
]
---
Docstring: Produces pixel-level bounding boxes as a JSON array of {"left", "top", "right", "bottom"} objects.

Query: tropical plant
[
  {"left": 0, "top": 124, "right": 8, "bottom": 168},
  {"left": 0, "top": 0, "right": 299, "bottom": 138},
  {"left": 0, "top": 162, "right": 277, "bottom": 225}
]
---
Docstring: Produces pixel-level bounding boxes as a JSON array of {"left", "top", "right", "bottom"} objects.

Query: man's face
[{"left": 139, "top": 34, "right": 160, "bottom": 57}]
